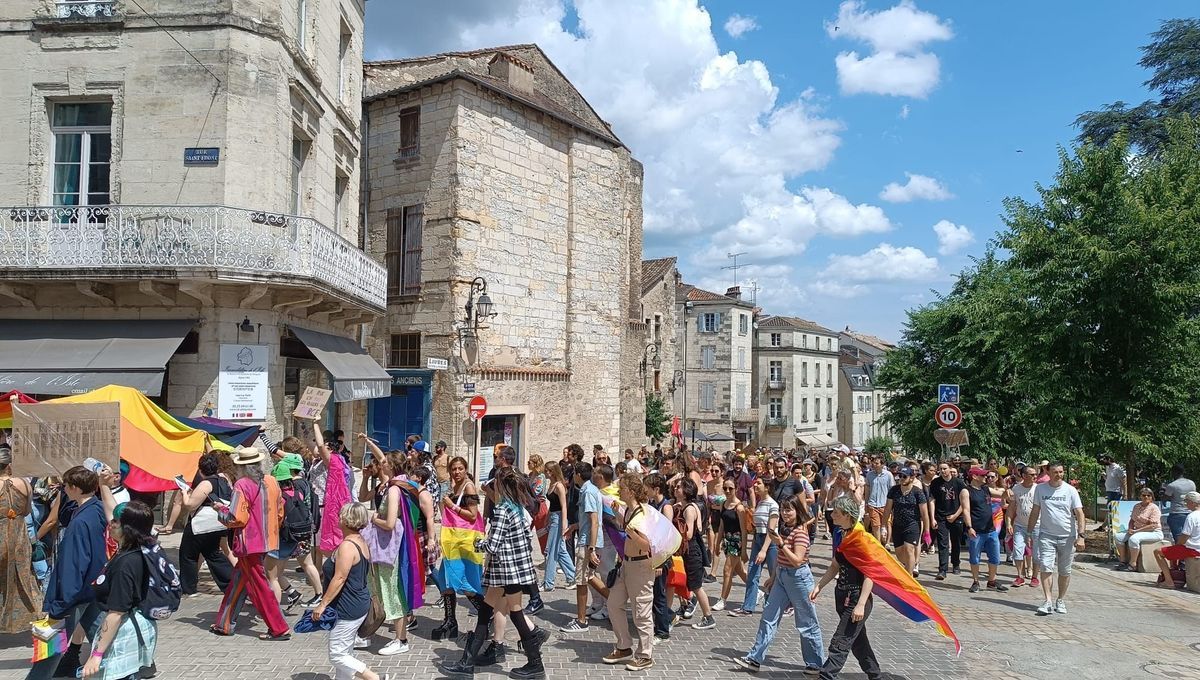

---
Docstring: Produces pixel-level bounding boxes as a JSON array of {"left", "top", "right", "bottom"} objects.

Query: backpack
[
  {"left": 281, "top": 481, "right": 313, "bottom": 543},
  {"left": 101, "top": 544, "right": 181, "bottom": 620}
]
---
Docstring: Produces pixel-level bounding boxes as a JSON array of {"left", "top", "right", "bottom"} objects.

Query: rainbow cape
[
  {"left": 599, "top": 485, "right": 627, "bottom": 558},
  {"left": 394, "top": 479, "right": 426, "bottom": 612},
  {"left": 837, "top": 523, "right": 960, "bottom": 655},
  {"left": 0, "top": 390, "right": 37, "bottom": 429},
  {"left": 439, "top": 503, "right": 485, "bottom": 595}
]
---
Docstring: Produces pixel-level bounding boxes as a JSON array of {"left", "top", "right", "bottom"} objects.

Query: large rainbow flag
[
  {"left": 394, "top": 479, "right": 427, "bottom": 612},
  {"left": 0, "top": 390, "right": 37, "bottom": 429},
  {"left": 439, "top": 503, "right": 485, "bottom": 595},
  {"left": 48, "top": 385, "right": 230, "bottom": 492},
  {"left": 838, "top": 523, "right": 960, "bottom": 655}
]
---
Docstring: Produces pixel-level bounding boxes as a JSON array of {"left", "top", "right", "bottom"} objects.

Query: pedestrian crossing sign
[{"left": 938, "top": 384, "right": 960, "bottom": 404}]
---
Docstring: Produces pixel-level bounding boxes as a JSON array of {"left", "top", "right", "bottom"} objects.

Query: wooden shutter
[
  {"left": 401, "top": 204, "right": 423, "bottom": 295},
  {"left": 385, "top": 208, "right": 402, "bottom": 297}
]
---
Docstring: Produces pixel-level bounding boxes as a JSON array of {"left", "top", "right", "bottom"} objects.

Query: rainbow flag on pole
[
  {"left": 439, "top": 503, "right": 485, "bottom": 595},
  {"left": 837, "top": 523, "right": 960, "bottom": 655},
  {"left": 0, "top": 390, "right": 36, "bottom": 429}
]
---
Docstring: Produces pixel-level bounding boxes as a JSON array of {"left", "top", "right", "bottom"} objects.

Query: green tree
[
  {"left": 645, "top": 392, "right": 670, "bottom": 442},
  {"left": 1076, "top": 19, "right": 1200, "bottom": 153},
  {"left": 863, "top": 436, "right": 895, "bottom": 457}
]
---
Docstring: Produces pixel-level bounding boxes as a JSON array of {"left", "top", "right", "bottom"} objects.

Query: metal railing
[
  {"left": 767, "top": 378, "right": 787, "bottom": 390},
  {"left": 765, "top": 416, "right": 788, "bottom": 428},
  {"left": 56, "top": 1, "right": 116, "bottom": 18},
  {"left": 0, "top": 205, "right": 386, "bottom": 310}
]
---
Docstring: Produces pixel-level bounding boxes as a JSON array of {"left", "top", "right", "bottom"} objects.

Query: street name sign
[{"left": 427, "top": 357, "right": 449, "bottom": 370}]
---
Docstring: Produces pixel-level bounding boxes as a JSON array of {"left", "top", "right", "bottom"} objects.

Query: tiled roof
[
  {"left": 678, "top": 284, "right": 737, "bottom": 303},
  {"left": 758, "top": 315, "right": 836, "bottom": 334},
  {"left": 640, "top": 257, "right": 676, "bottom": 295},
  {"left": 842, "top": 328, "right": 896, "bottom": 352}
]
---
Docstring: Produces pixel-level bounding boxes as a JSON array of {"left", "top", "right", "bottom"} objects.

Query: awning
[
  {"left": 0, "top": 319, "right": 195, "bottom": 396},
  {"left": 798, "top": 433, "right": 841, "bottom": 449},
  {"left": 288, "top": 325, "right": 390, "bottom": 401}
]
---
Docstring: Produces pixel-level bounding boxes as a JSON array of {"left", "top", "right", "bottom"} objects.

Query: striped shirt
[{"left": 782, "top": 525, "right": 811, "bottom": 566}]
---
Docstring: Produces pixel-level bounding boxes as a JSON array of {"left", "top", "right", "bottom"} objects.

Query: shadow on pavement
[{"left": 971, "top": 596, "right": 1039, "bottom": 612}]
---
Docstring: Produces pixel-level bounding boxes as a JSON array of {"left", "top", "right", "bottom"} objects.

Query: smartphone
[{"left": 173, "top": 475, "right": 191, "bottom": 493}]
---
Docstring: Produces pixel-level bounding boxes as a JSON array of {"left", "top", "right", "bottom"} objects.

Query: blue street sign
[
  {"left": 184, "top": 147, "right": 220, "bottom": 166},
  {"left": 938, "top": 384, "right": 960, "bottom": 404}
]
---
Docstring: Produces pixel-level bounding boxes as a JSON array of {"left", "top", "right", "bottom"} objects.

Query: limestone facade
[
  {"left": 838, "top": 329, "right": 897, "bottom": 447},
  {"left": 676, "top": 284, "right": 756, "bottom": 449},
  {"left": 756, "top": 316, "right": 840, "bottom": 449},
  {"left": 0, "top": 0, "right": 378, "bottom": 440},
  {"left": 361, "top": 45, "right": 645, "bottom": 474},
  {"left": 639, "top": 257, "right": 680, "bottom": 413}
]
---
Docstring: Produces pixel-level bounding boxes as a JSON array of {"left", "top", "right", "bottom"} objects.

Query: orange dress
[{"left": 0, "top": 477, "right": 41, "bottom": 633}]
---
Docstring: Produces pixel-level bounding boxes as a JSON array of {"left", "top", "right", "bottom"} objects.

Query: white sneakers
[
  {"left": 1036, "top": 599, "right": 1068, "bottom": 615},
  {"left": 379, "top": 639, "right": 410, "bottom": 655},
  {"left": 353, "top": 636, "right": 370, "bottom": 649},
  {"left": 711, "top": 598, "right": 726, "bottom": 611},
  {"left": 588, "top": 606, "right": 610, "bottom": 621},
  {"left": 1054, "top": 599, "right": 1067, "bottom": 614}
]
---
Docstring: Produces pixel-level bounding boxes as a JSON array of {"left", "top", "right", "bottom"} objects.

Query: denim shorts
[{"left": 968, "top": 530, "right": 1000, "bottom": 565}]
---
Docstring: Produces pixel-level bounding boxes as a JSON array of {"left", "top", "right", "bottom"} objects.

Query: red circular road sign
[
  {"left": 934, "top": 403, "right": 962, "bottom": 428},
  {"left": 468, "top": 395, "right": 488, "bottom": 421}
]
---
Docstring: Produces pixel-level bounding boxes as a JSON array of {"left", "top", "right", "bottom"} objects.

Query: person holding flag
[{"left": 810, "top": 495, "right": 960, "bottom": 680}]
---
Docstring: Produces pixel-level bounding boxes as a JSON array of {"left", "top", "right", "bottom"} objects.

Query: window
[
  {"left": 814, "top": 398, "right": 820, "bottom": 421},
  {"left": 338, "top": 24, "right": 352, "bottom": 102},
  {"left": 801, "top": 362, "right": 808, "bottom": 386},
  {"left": 386, "top": 204, "right": 423, "bottom": 297},
  {"left": 699, "top": 382, "right": 716, "bottom": 411},
  {"left": 399, "top": 106, "right": 420, "bottom": 160},
  {"left": 51, "top": 102, "right": 112, "bottom": 208},
  {"left": 389, "top": 333, "right": 420, "bottom": 368},
  {"left": 653, "top": 370, "right": 661, "bottom": 392},
  {"left": 739, "top": 314, "right": 748, "bottom": 335},
  {"left": 802, "top": 335, "right": 808, "bottom": 349},
  {"left": 801, "top": 398, "right": 808, "bottom": 422},
  {"left": 290, "top": 136, "right": 308, "bottom": 214},
  {"left": 827, "top": 397, "right": 833, "bottom": 421},
  {"left": 857, "top": 395, "right": 865, "bottom": 412},
  {"left": 699, "top": 312, "right": 719, "bottom": 333},
  {"left": 296, "top": 0, "right": 307, "bottom": 52},
  {"left": 768, "top": 398, "right": 782, "bottom": 419},
  {"left": 768, "top": 361, "right": 782, "bottom": 381},
  {"left": 769, "top": 332, "right": 781, "bottom": 347},
  {"left": 653, "top": 314, "right": 662, "bottom": 343},
  {"left": 866, "top": 396, "right": 873, "bottom": 412},
  {"left": 735, "top": 384, "right": 746, "bottom": 410},
  {"left": 737, "top": 348, "right": 746, "bottom": 370},
  {"left": 333, "top": 174, "right": 348, "bottom": 230},
  {"left": 826, "top": 338, "right": 832, "bottom": 351},
  {"left": 857, "top": 422, "right": 865, "bottom": 445},
  {"left": 827, "top": 363, "right": 834, "bottom": 387},
  {"left": 815, "top": 363, "right": 821, "bottom": 385},
  {"left": 701, "top": 346, "right": 715, "bottom": 370}
]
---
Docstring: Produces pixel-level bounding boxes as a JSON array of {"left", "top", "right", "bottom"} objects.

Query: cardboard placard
[
  {"left": 293, "top": 387, "right": 332, "bottom": 421},
  {"left": 11, "top": 402, "right": 121, "bottom": 477}
]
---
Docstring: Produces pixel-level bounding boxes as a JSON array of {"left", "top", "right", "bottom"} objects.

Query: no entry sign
[
  {"left": 468, "top": 395, "right": 488, "bottom": 421},
  {"left": 934, "top": 403, "right": 962, "bottom": 428}
]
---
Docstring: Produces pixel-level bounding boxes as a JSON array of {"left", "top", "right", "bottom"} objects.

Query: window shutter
[
  {"left": 385, "top": 208, "right": 402, "bottom": 297},
  {"left": 401, "top": 204, "right": 424, "bottom": 295}
]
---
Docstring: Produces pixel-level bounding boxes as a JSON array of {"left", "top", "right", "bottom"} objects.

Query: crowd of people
[{"left": 2, "top": 427, "right": 1199, "bottom": 679}]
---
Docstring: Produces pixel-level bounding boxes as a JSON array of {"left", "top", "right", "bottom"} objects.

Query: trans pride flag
[
  {"left": 439, "top": 503, "right": 485, "bottom": 595},
  {"left": 838, "top": 523, "right": 960, "bottom": 655}
]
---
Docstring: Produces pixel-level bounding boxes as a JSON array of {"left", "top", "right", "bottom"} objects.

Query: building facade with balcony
[
  {"left": 676, "top": 283, "right": 756, "bottom": 449},
  {"left": 838, "top": 328, "right": 897, "bottom": 447},
  {"left": 639, "top": 257, "right": 679, "bottom": 403},
  {"left": 0, "top": 0, "right": 385, "bottom": 439},
  {"left": 756, "top": 316, "right": 840, "bottom": 449},
  {"left": 360, "top": 46, "right": 645, "bottom": 475}
]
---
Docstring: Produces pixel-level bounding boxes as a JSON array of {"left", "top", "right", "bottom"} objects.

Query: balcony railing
[
  {"left": 0, "top": 205, "right": 386, "bottom": 311},
  {"left": 767, "top": 378, "right": 787, "bottom": 390},
  {"left": 765, "top": 416, "right": 788, "bottom": 429},
  {"left": 56, "top": 1, "right": 116, "bottom": 18}
]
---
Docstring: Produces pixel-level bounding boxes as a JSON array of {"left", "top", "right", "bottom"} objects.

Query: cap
[
  {"left": 1039, "top": 459, "right": 1050, "bottom": 466},
  {"left": 969, "top": 467, "right": 989, "bottom": 477},
  {"left": 412, "top": 440, "right": 428, "bottom": 453},
  {"left": 897, "top": 467, "right": 914, "bottom": 478},
  {"left": 272, "top": 453, "right": 305, "bottom": 481}
]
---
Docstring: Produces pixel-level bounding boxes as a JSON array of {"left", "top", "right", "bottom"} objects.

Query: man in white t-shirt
[
  {"left": 1152, "top": 491, "right": 1200, "bottom": 589},
  {"left": 1006, "top": 465, "right": 1041, "bottom": 588},
  {"left": 1026, "top": 463, "right": 1085, "bottom": 615},
  {"left": 622, "top": 448, "right": 644, "bottom": 474},
  {"left": 1102, "top": 456, "right": 1126, "bottom": 527}
]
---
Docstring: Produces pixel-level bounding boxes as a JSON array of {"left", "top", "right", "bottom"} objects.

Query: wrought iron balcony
[
  {"left": 767, "top": 378, "right": 787, "bottom": 390},
  {"left": 56, "top": 1, "right": 116, "bottom": 18},
  {"left": 0, "top": 205, "right": 386, "bottom": 312},
  {"left": 765, "top": 416, "right": 787, "bottom": 429}
]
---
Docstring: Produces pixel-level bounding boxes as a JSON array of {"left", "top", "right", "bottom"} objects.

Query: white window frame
[
  {"left": 827, "top": 397, "right": 833, "bottom": 421},
  {"left": 735, "top": 383, "right": 746, "bottom": 410},
  {"left": 770, "top": 333, "right": 781, "bottom": 347},
  {"left": 338, "top": 26, "right": 352, "bottom": 101},
  {"left": 768, "top": 398, "right": 782, "bottom": 419},
  {"left": 801, "top": 398, "right": 808, "bottom": 422},
  {"left": 290, "top": 137, "right": 308, "bottom": 215},
  {"left": 333, "top": 174, "right": 349, "bottom": 230},
  {"left": 296, "top": 0, "right": 308, "bottom": 53},
  {"left": 737, "top": 347, "right": 746, "bottom": 370},
  {"left": 814, "top": 398, "right": 820, "bottom": 421},
  {"left": 801, "top": 362, "right": 808, "bottom": 386},
  {"left": 739, "top": 313, "right": 748, "bottom": 335},
  {"left": 50, "top": 102, "right": 113, "bottom": 208},
  {"left": 700, "top": 312, "right": 719, "bottom": 333},
  {"left": 768, "top": 361, "right": 782, "bottom": 382}
]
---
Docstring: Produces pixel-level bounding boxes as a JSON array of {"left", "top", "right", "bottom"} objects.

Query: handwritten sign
[
  {"left": 11, "top": 402, "right": 121, "bottom": 477},
  {"left": 293, "top": 386, "right": 332, "bottom": 421}
]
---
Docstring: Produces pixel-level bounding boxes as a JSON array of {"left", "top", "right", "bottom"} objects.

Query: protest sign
[
  {"left": 293, "top": 386, "right": 332, "bottom": 421},
  {"left": 11, "top": 402, "right": 121, "bottom": 477}
]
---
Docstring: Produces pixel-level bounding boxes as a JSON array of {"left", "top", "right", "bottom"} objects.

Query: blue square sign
[{"left": 938, "top": 384, "right": 960, "bottom": 404}]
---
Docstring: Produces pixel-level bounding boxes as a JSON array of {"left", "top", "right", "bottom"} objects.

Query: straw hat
[{"left": 230, "top": 445, "right": 267, "bottom": 466}]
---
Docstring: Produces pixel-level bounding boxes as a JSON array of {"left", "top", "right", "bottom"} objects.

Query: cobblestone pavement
[{"left": 2, "top": 532, "right": 1198, "bottom": 680}]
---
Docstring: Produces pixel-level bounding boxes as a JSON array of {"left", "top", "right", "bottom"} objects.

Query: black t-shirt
[
  {"left": 929, "top": 477, "right": 967, "bottom": 519},
  {"left": 770, "top": 476, "right": 805, "bottom": 504},
  {"left": 967, "top": 485, "right": 994, "bottom": 533},
  {"left": 887, "top": 484, "right": 927, "bottom": 529},
  {"left": 566, "top": 482, "right": 581, "bottom": 525},
  {"left": 94, "top": 549, "right": 146, "bottom": 613}
]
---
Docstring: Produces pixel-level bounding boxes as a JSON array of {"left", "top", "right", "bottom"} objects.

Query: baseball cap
[
  {"left": 412, "top": 440, "right": 428, "bottom": 453},
  {"left": 1039, "top": 459, "right": 1050, "bottom": 466},
  {"left": 969, "top": 467, "right": 988, "bottom": 477},
  {"left": 897, "top": 467, "right": 914, "bottom": 478}
]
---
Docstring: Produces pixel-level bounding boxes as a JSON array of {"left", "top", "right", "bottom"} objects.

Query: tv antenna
[{"left": 722, "top": 252, "right": 749, "bottom": 289}]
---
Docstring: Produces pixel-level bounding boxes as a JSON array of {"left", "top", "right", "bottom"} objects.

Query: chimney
[
  {"left": 488, "top": 52, "right": 535, "bottom": 93},
  {"left": 725, "top": 285, "right": 741, "bottom": 300}
]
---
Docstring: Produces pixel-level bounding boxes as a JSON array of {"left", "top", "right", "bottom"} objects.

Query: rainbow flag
[
  {"left": 394, "top": 479, "right": 426, "bottom": 612},
  {"left": 599, "top": 485, "right": 627, "bottom": 558},
  {"left": 439, "top": 504, "right": 485, "bottom": 595},
  {"left": 990, "top": 499, "right": 1004, "bottom": 533},
  {"left": 837, "top": 523, "right": 960, "bottom": 655},
  {"left": 0, "top": 390, "right": 37, "bottom": 429},
  {"left": 30, "top": 619, "right": 68, "bottom": 663}
]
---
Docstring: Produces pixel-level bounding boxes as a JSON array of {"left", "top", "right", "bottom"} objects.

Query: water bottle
[{"left": 82, "top": 457, "right": 105, "bottom": 473}]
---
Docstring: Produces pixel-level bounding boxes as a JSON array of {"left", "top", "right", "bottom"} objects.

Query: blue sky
[{"left": 364, "top": 1, "right": 1193, "bottom": 341}]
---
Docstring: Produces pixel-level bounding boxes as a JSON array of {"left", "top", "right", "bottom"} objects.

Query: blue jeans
[
  {"left": 26, "top": 603, "right": 101, "bottom": 680},
  {"left": 741, "top": 533, "right": 777, "bottom": 612},
  {"left": 1168, "top": 513, "right": 1187, "bottom": 542},
  {"left": 968, "top": 530, "right": 1000, "bottom": 565},
  {"left": 543, "top": 511, "right": 575, "bottom": 590},
  {"left": 746, "top": 564, "right": 824, "bottom": 668}
]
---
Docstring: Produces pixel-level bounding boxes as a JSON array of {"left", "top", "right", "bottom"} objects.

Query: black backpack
[
  {"left": 100, "top": 544, "right": 181, "bottom": 621},
  {"left": 281, "top": 481, "right": 313, "bottom": 543}
]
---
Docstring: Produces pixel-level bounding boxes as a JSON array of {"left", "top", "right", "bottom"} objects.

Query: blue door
[{"left": 368, "top": 386, "right": 427, "bottom": 450}]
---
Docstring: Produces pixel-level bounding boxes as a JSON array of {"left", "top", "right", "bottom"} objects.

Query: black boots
[
  {"left": 432, "top": 592, "right": 459, "bottom": 641},
  {"left": 475, "top": 639, "right": 507, "bottom": 666},
  {"left": 510, "top": 628, "right": 549, "bottom": 679},
  {"left": 440, "top": 630, "right": 485, "bottom": 678}
]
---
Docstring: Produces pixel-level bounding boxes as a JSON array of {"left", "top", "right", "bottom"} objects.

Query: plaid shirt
[{"left": 478, "top": 500, "right": 536, "bottom": 587}]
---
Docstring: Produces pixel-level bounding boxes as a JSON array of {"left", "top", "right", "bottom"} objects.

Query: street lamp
[
  {"left": 462, "top": 276, "right": 498, "bottom": 339},
  {"left": 236, "top": 316, "right": 261, "bottom": 343},
  {"left": 668, "top": 369, "right": 684, "bottom": 394},
  {"left": 639, "top": 343, "right": 660, "bottom": 374}
]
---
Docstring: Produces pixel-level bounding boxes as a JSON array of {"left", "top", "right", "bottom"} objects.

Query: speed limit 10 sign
[{"left": 934, "top": 403, "right": 962, "bottom": 428}]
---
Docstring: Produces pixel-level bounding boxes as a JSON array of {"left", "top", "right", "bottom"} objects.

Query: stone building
[
  {"left": 360, "top": 45, "right": 645, "bottom": 476},
  {"left": 756, "top": 316, "right": 840, "bottom": 450},
  {"left": 675, "top": 283, "right": 757, "bottom": 448},
  {"left": 0, "top": 0, "right": 384, "bottom": 439},
  {"left": 838, "top": 328, "right": 897, "bottom": 447},
  {"left": 639, "top": 257, "right": 680, "bottom": 404}
]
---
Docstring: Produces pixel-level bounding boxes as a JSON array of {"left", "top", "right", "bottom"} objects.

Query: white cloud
[
  {"left": 827, "top": 1, "right": 952, "bottom": 98},
  {"left": 724, "top": 14, "right": 759, "bottom": 38},
  {"left": 879, "top": 172, "right": 953, "bottom": 202},
  {"left": 932, "top": 219, "right": 974, "bottom": 255},
  {"left": 899, "top": 104, "right": 910, "bottom": 119},
  {"left": 814, "top": 281, "right": 869, "bottom": 299},
  {"left": 821, "top": 243, "right": 939, "bottom": 282}
]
